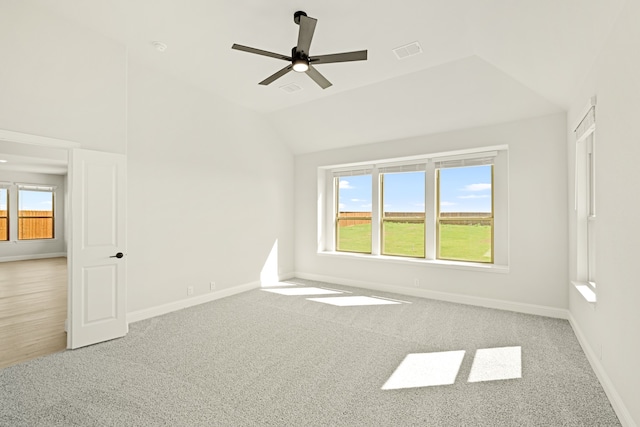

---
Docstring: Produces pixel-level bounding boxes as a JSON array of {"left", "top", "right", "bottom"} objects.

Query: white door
[{"left": 68, "top": 149, "right": 127, "bottom": 349}]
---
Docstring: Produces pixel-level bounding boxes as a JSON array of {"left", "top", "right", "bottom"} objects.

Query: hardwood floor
[{"left": 0, "top": 257, "right": 67, "bottom": 370}]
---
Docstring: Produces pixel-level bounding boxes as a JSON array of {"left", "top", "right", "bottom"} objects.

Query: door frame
[{"left": 0, "top": 128, "right": 82, "bottom": 349}]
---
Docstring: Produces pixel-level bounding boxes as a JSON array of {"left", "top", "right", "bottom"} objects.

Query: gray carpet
[{"left": 0, "top": 278, "right": 621, "bottom": 426}]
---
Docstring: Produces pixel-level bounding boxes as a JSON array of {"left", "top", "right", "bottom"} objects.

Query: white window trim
[
  {"left": 0, "top": 181, "right": 61, "bottom": 243},
  {"left": 318, "top": 145, "right": 509, "bottom": 273},
  {"left": 572, "top": 97, "right": 597, "bottom": 304}
]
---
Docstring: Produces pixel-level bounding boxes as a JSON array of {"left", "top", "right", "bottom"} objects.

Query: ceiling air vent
[
  {"left": 392, "top": 41, "right": 423, "bottom": 60},
  {"left": 279, "top": 83, "right": 303, "bottom": 93}
]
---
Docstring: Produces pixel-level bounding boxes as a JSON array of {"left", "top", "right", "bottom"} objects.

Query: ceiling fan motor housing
[{"left": 293, "top": 11, "right": 307, "bottom": 25}]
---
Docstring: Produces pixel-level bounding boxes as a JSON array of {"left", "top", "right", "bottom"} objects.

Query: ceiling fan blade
[
  {"left": 296, "top": 15, "right": 317, "bottom": 56},
  {"left": 232, "top": 44, "right": 291, "bottom": 61},
  {"left": 259, "top": 65, "right": 294, "bottom": 86},
  {"left": 311, "top": 50, "right": 368, "bottom": 64},
  {"left": 306, "top": 65, "right": 332, "bottom": 89}
]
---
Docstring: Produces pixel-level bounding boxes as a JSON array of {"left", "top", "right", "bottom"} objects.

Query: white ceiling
[
  {"left": 0, "top": 141, "right": 68, "bottom": 175},
  {"left": 13, "top": 1, "right": 629, "bottom": 157}
]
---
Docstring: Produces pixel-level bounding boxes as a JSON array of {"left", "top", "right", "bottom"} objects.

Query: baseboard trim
[
  {"left": 0, "top": 252, "right": 67, "bottom": 263},
  {"left": 294, "top": 272, "right": 568, "bottom": 319},
  {"left": 568, "top": 313, "right": 637, "bottom": 427},
  {"left": 127, "top": 281, "right": 261, "bottom": 324}
]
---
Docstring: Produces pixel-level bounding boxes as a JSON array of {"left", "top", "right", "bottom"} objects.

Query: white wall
[
  {"left": 295, "top": 113, "right": 568, "bottom": 311},
  {"left": 0, "top": 3, "right": 296, "bottom": 316},
  {"left": 567, "top": 0, "right": 640, "bottom": 425},
  {"left": 0, "top": 2, "right": 127, "bottom": 154},
  {"left": 0, "top": 171, "right": 66, "bottom": 261},
  {"left": 126, "top": 62, "right": 295, "bottom": 312}
]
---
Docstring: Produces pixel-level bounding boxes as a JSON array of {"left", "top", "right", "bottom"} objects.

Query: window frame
[
  {"left": 17, "top": 185, "right": 56, "bottom": 241},
  {"left": 435, "top": 165, "right": 494, "bottom": 264},
  {"left": 0, "top": 186, "right": 8, "bottom": 241},
  {"left": 586, "top": 136, "right": 596, "bottom": 286},
  {"left": 334, "top": 174, "right": 373, "bottom": 254},
  {"left": 319, "top": 146, "right": 509, "bottom": 271},
  {"left": 574, "top": 105, "right": 596, "bottom": 293},
  {"left": 573, "top": 102, "right": 597, "bottom": 299},
  {"left": 380, "top": 169, "right": 426, "bottom": 259}
]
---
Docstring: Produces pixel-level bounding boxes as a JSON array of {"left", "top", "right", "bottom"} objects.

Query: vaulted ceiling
[{"left": 18, "top": 1, "right": 631, "bottom": 155}]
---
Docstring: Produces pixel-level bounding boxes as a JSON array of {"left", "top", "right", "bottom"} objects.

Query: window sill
[
  {"left": 571, "top": 281, "right": 597, "bottom": 304},
  {"left": 0, "top": 239, "right": 60, "bottom": 244},
  {"left": 318, "top": 251, "right": 509, "bottom": 274}
]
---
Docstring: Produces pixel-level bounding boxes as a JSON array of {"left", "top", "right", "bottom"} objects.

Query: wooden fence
[
  {"left": 0, "top": 210, "right": 6, "bottom": 240},
  {"left": 337, "top": 212, "right": 491, "bottom": 227},
  {"left": 0, "top": 210, "right": 54, "bottom": 240}
]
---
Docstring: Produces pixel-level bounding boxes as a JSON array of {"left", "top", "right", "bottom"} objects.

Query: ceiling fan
[{"left": 232, "top": 11, "right": 367, "bottom": 89}]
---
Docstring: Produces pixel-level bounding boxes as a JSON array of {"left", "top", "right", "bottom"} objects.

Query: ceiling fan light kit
[
  {"left": 232, "top": 11, "right": 367, "bottom": 89},
  {"left": 292, "top": 52, "right": 309, "bottom": 73}
]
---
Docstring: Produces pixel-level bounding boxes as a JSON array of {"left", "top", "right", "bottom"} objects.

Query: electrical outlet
[
  {"left": 187, "top": 286, "right": 194, "bottom": 296},
  {"left": 210, "top": 281, "right": 216, "bottom": 291},
  {"left": 414, "top": 278, "right": 420, "bottom": 287}
]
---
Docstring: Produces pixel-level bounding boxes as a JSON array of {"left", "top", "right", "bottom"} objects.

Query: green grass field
[{"left": 337, "top": 222, "right": 492, "bottom": 262}]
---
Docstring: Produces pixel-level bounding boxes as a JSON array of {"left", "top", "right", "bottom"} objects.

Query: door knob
[{"left": 110, "top": 252, "right": 124, "bottom": 259}]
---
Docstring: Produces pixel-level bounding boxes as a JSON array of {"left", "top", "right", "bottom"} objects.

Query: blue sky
[
  {"left": 0, "top": 189, "right": 6, "bottom": 211},
  {"left": 439, "top": 165, "right": 492, "bottom": 213},
  {"left": 338, "top": 165, "right": 491, "bottom": 213},
  {"left": 19, "top": 190, "right": 53, "bottom": 211}
]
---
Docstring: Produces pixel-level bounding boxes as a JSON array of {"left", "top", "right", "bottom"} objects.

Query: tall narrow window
[
  {"left": 586, "top": 136, "right": 596, "bottom": 285},
  {"left": 18, "top": 185, "right": 55, "bottom": 240},
  {"left": 436, "top": 157, "right": 494, "bottom": 263},
  {"left": 575, "top": 104, "right": 596, "bottom": 289},
  {"left": 0, "top": 187, "right": 8, "bottom": 241},
  {"left": 380, "top": 165, "right": 425, "bottom": 257},
  {"left": 335, "top": 171, "right": 372, "bottom": 253}
]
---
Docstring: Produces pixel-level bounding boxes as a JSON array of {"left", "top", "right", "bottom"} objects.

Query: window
[
  {"left": 321, "top": 147, "right": 507, "bottom": 267},
  {"left": 574, "top": 104, "right": 596, "bottom": 292},
  {"left": 335, "top": 171, "right": 372, "bottom": 253},
  {"left": 436, "top": 160, "right": 493, "bottom": 263},
  {"left": 0, "top": 187, "right": 7, "bottom": 241},
  {"left": 380, "top": 166, "right": 425, "bottom": 258},
  {"left": 18, "top": 185, "right": 55, "bottom": 240}
]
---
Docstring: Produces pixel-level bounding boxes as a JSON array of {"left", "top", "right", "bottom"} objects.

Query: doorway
[
  {"left": 0, "top": 129, "right": 128, "bottom": 357},
  {"left": 0, "top": 136, "right": 70, "bottom": 368}
]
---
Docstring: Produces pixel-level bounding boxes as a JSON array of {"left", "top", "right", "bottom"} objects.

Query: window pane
[
  {"left": 438, "top": 165, "right": 492, "bottom": 263},
  {"left": 0, "top": 218, "right": 6, "bottom": 241},
  {"left": 337, "top": 219, "right": 372, "bottom": 253},
  {"left": 337, "top": 175, "right": 371, "bottom": 253},
  {"left": 382, "top": 221, "right": 424, "bottom": 257},
  {"left": 19, "top": 190, "right": 54, "bottom": 240},
  {"left": 0, "top": 189, "right": 6, "bottom": 241},
  {"left": 438, "top": 220, "right": 492, "bottom": 262},
  {"left": 382, "top": 172, "right": 425, "bottom": 257},
  {"left": 19, "top": 218, "right": 54, "bottom": 239}
]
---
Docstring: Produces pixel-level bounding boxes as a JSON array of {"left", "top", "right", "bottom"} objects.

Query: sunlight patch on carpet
[
  {"left": 260, "top": 281, "right": 299, "bottom": 288},
  {"left": 262, "top": 287, "right": 343, "bottom": 296},
  {"left": 307, "top": 296, "right": 402, "bottom": 306},
  {"left": 382, "top": 351, "right": 466, "bottom": 390},
  {"left": 468, "top": 346, "right": 522, "bottom": 383}
]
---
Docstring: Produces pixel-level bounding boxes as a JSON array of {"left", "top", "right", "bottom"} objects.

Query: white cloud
[
  {"left": 440, "top": 201, "right": 456, "bottom": 207},
  {"left": 339, "top": 203, "right": 346, "bottom": 210},
  {"left": 339, "top": 180, "right": 354, "bottom": 189},
  {"left": 351, "top": 198, "right": 366, "bottom": 202},
  {"left": 361, "top": 203, "right": 372, "bottom": 209},
  {"left": 458, "top": 195, "right": 490, "bottom": 199},
  {"left": 463, "top": 183, "right": 491, "bottom": 192}
]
